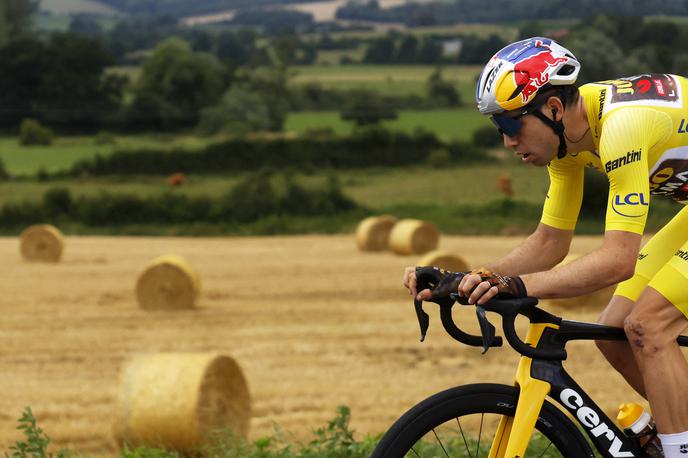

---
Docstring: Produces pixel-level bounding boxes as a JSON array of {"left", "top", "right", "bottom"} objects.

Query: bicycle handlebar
[
  {"left": 452, "top": 294, "right": 567, "bottom": 360},
  {"left": 413, "top": 266, "right": 566, "bottom": 360}
]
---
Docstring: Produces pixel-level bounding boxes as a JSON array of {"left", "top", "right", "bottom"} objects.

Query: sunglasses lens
[{"left": 491, "top": 114, "right": 523, "bottom": 137}]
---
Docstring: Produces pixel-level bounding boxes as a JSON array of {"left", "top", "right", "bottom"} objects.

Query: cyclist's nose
[{"left": 503, "top": 133, "right": 518, "bottom": 148}]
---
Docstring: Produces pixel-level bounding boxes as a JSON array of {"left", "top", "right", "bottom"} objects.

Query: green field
[
  {"left": 290, "top": 64, "right": 480, "bottom": 101},
  {"left": 320, "top": 22, "right": 518, "bottom": 41},
  {"left": 0, "top": 161, "right": 544, "bottom": 207},
  {"left": 285, "top": 108, "right": 489, "bottom": 141},
  {"left": 0, "top": 108, "right": 487, "bottom": 176},
  {"left": 39, "top": 0, "right": 121, "bottom": 15},
  {"left": 0, "top": 134, "right": 220, "bottom": 176},
  {"left": 315, "top": 46, "right": 367, "bottom": 65}
]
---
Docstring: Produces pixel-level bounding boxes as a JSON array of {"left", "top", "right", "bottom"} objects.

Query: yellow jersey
[{"left": 541, "top": 74, "right": 688, "bottom": 234}]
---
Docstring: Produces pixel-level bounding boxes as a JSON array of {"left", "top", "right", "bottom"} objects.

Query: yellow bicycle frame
[{"left": 487, "top": 322, "right": 560, "bottom": 458}]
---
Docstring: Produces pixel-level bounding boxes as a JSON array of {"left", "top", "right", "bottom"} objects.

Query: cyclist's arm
[
  {"left": 484, "top": 222, "right": 572, "bottom": 276},
  {"left": 521, "top": 230, "right": 641, "bottom": 298}
]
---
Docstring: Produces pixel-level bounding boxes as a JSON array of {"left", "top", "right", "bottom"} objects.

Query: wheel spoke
[
  {"left": 455, "top": 417, "right": 473, "bottom": 458},
  {"left": 409, "top": 446, "right": 421, "bottom": 458},
  {"left": 432, "top": 428, "right": 451, "bottom": 458},
  {"left": 475, "top": 413, "right": 484, "bottom": 458},
  {"left": 536, "top": 440, "right": 554, "bottom": 457}
]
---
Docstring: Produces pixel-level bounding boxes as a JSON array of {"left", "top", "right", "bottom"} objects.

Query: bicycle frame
[{"left": 489, "top": 320, "right": 645, "bottom": 458}]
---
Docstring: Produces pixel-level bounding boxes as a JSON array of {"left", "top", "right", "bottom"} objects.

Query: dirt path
[{"left": 0, "top": 234, "right": 651, "bottom": 454}]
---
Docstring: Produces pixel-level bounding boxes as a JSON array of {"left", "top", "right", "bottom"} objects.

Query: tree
[
  {"left": 198, "top": 66, "right": 290, "bottom": 135},
  {"left": 426, "top": 68, "right": 461, "bottom": 107},
  {"left": 69, "top": 16, "right": 104, "bottom": 38},
  {"left": 363, "top": 36, "right": 395, "bottom": 64},
  {"left": 128, "top": 38, "right": 227, "bottom": 130},
  {"left": 417, "top": 37, "right": 443, "bottom": 64},
  {"left": 0, "top": 0, "right": 39, "bottom": 47},
  {"left": 340, "top": 90, "right": 398, "bottom": 126},
  {"left": 216, "top": 30, "right": 253, "bottom": 65},
  {"left": 198, "top": 87, "right": 272, "bottom": 135},
  {"left": 0, "top": 33, "right": 123, "bottom": 130},
  {"left": 395, "top": 35, "right": 419, "bottom": 63}
]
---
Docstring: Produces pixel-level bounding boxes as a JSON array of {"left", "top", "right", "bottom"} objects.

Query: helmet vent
[
  {"left": 508, "top": 84, "right": 525, "bottom": 101},
  {"left": 557, "top": 64, "right": 576, "bottom": 76}
]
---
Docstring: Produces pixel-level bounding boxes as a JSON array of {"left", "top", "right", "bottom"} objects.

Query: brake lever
[
  {"left": 450, "top": 293, "right": 499, "bottom": 353},
  {"left": 475, "top": 305, "right": 497, "bottom": 354},
  {"left": 414, "top": 298, "right": 430, "bottom": 342}
]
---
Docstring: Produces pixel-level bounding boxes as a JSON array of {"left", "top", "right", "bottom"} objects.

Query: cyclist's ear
[{"left": 545, "top": 96, "right": 564, "bottom": 120}]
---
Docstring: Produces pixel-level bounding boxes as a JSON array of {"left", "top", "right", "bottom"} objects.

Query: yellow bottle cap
[{"left": 617, "top": 402, "right": 644, "bottom": 429}]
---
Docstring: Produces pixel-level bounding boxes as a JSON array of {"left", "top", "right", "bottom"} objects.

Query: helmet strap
[{"left": 531, "top": 108, "right": 567, "bottom": 159}]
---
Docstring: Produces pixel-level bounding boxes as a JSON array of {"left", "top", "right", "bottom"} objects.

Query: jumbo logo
[
  {"left": 650, "top": 166, "right": 688, "bottom": 196},
  {"left": 612, "top": 193, "right": 648, "bottom": 218},
  {"left": 559, "top": 388, "right": 634, "bottom": 457}
]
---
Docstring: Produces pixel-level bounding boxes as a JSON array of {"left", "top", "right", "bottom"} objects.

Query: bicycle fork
[{"left": 487, "top": 323, "right": 558, "bottom": 458}]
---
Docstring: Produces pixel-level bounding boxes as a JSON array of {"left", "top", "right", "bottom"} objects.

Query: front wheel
[{"left": 372, "top": 383, "right": 594, "bottom": 458}]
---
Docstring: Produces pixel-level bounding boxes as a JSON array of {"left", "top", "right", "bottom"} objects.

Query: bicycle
[{"left": 371, "top": 267, "right": 688, "bottom": 458}]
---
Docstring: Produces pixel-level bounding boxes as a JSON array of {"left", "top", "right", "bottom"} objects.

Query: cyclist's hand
[
  {"left": 458, "top": 268, "right": 527, "bottom": 305},
  {"left": 403, "top": 266, "right": 432, "bottom": 300}
]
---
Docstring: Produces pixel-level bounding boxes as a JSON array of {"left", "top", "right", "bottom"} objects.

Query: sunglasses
[{"left": 491, "top": 100, "right": 546, "bottom": 137}]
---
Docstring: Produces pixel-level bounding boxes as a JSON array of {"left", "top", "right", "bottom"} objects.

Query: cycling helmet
[{"left": 476, "top": 37, "right": 580, "bottom": 115}]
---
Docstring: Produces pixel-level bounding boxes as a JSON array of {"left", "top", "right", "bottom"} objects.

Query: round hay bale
[
  {"left": 418, "top": 250, "right": 470, "bottom": 272},
  {"left": 355, "top": 215, "right": 398, "bottom": 252},
  {"left": 547, "top": 254, "right": 616, "bottom": 308},
  {"left": 389, "top": 219, "right": 439, "bottom": 255},
  {"left": 114, "top": 353, "right": 251, "bottom": 452},
  {"left": 19, "top": 224, "right": 64, "bottom": 263},
  {"left": 136, "top": 255, "right": 200, "bottom": 310}
]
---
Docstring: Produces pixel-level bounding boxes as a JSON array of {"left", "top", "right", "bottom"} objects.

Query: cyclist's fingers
[
  {"left": 468, "top": 280, "right": 492, "bottom": 304},
  {"left": 459, "top": 274, "right": 481, "bottom": 297},
  {"left": 417, "top": 288, "right": 432, "bottom": 301},
  {"left": 476, "top": 286, "right": 498, "bottom": 305},
  {"left": 403, "top": 267, "right": 417, "bottom": 296}
]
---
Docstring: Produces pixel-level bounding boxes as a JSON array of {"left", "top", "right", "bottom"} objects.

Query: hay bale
[
  {"left": 547, "top": 254, "right": 615, "bottom": 308},
  {"left": 19, "top": 224, "right": 64, "bottom": 263},
  {"left": 114, "top": 353, "right": 251, "bottom": 452},
  {"left": 418, "top": 250, "right": 470, "bottom": 272},
  {"left": 389, "top": 219, "right": 439, "bottom": 255},
  {"left": 355, "top": 215, "right": 398, "bottom": 251},
  {"left": 136, "top": 255, "right": 200, "bottom": 310}
]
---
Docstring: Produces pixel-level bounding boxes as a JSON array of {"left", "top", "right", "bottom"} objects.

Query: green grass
[
  {"left": 0, "top": 134, "right": 220, "bottom": 176},
  {"left": 315, "top": 47, "right": 367, "bottom": 65},
  {"left": 289, "top": 64, "right": 480, "bottom": 103},
  {"left": 285, "top": 108, "right": 489, "bottom": 141},
  {"left": 336, "top": 163, "right": 547, "bottom": 206}
]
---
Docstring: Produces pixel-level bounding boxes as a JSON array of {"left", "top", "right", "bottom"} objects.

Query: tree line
[{"left": 337, "top": 0, "right": 688, "bottom": 26}]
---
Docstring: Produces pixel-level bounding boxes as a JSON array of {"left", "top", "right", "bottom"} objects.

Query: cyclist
[{"left": 403, "top": 37, "right": 688, "bottom": 457}]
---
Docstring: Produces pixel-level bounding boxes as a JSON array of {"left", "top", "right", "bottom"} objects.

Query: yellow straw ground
[{"left": 0, "top": 235, "right": 656, "bottom": 454}]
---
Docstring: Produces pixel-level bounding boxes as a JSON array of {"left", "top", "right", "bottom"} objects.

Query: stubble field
[{"left": 0, "top": 234, "right": 649, "bottom": 455}]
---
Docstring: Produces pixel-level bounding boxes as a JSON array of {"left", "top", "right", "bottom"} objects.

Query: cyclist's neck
[{"left": 563, "top": 96, "right": 595, "bottom": 155}]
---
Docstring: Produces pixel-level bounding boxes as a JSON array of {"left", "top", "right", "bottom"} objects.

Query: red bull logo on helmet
[
  {"left": 512, "top": 40, "right": 568, "bottom": 103},
  {"left": 491, "top": 38, "right": 569, "bottom": 110}
]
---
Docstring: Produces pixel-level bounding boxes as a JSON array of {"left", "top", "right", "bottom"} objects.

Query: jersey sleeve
[
  {"left": 599, "top": 108, "right": 671, "bottom": 234},
  {"left": 540, "top": 156, "right": 584, "bottom": 230}
]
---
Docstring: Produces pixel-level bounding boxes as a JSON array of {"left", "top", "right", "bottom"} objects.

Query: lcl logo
[{"left": 612, "top": 193, "right": 648, "bottom": 218}]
